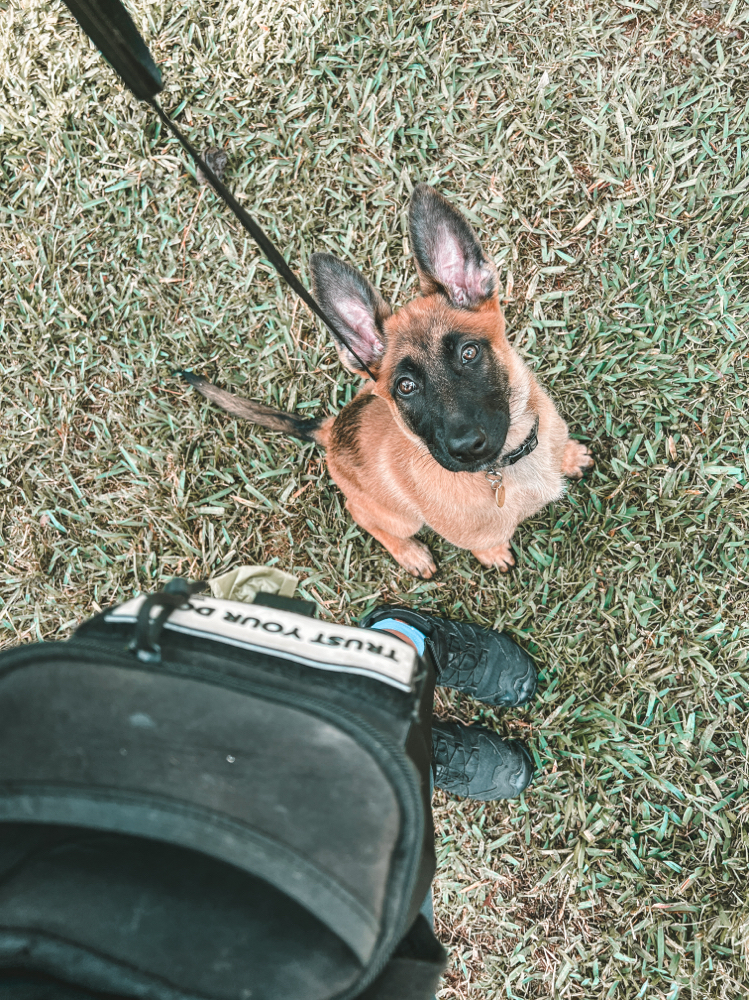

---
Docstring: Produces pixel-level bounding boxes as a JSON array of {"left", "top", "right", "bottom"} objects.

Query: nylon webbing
[{"left": 148, "top": 100, "right": 376, "bottom": 382}]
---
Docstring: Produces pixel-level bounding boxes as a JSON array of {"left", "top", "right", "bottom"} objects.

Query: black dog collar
[
  {"left": 484, "top": 416, "right": 539, "bottom": 509},
  {"left": 499, "top": 415, "right": 539, "bottom": 468}
]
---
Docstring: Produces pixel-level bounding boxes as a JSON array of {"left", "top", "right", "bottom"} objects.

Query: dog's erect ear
[
  {"left": 409, "top": 184, "right": 497, "bottom": 308},
  {"left": 310, "top": 253, "right": 391, "bottom": 375}
]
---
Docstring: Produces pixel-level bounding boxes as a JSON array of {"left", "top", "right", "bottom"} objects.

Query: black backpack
[{"left": 0, "top": 582, "right": 446, "bottom": 1000}]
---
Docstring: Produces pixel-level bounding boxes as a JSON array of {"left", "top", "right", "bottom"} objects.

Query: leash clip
[{"left": 485, "top": 468, "right": 505, "bottom": 508}]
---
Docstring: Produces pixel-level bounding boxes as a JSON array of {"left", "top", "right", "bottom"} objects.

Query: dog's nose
[{"left": 447, "top": 429, "right": 490, "bottom": 463}]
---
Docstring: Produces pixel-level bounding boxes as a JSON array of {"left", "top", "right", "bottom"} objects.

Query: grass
[{"left": 1, "top": 0, "right": 748, "bottom": 996}]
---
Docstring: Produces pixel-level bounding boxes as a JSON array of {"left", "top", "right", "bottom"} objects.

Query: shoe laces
[
  {"left": 433, "top": 730, "right": 479, "bottom": 787},
  {"left": 441, "top": 623, "right": 486, "bottom": 678}
]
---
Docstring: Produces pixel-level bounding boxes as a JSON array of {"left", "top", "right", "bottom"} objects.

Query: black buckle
[{"left": 129, "top": 578, "right": 207, "bottom": 663}]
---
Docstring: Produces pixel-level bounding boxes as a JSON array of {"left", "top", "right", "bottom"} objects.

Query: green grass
[{"left": 2, "top": 0, "right": 749, "bottom": 996}]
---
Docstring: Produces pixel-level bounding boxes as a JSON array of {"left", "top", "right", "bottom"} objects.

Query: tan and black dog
[{"left": 182, "top": 184, "right": 593, "bottom": 577}]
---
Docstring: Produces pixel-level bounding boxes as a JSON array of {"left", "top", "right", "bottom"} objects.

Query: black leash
[
  {"left": 148, "top": 101, "right": 376, "bottom": 380},
  {"left": 57, "top": 0, "right": 376, "bottom": 381}
]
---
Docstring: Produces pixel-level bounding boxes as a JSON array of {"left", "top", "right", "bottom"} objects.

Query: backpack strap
[{"left": 356, "top": 916, "right": 447, "bottom": 1000}]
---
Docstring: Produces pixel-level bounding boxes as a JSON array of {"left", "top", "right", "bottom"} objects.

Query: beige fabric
[{"left": 209, "top": 565, "right": 299, "bottom": 604}]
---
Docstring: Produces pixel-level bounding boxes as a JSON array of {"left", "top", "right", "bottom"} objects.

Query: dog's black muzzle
[{"left": 432, "top": 411, "right": 510, "bottom": 473}]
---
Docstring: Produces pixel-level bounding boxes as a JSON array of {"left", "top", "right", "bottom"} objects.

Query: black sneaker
[
  {"left": 360, "top": 605, "right": 537, "bottom": 708},
  {"left": 432, "top": 721, "right": 534, "bottom": 800}
]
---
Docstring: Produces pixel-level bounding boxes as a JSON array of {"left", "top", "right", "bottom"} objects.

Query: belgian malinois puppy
[{"left": 182, "top": 184, "right": 593, "bottom": 577}]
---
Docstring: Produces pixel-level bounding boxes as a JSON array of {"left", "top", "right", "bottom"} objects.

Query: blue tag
[{"left": 368, "top": 617, "right": 426, "bottom": 656}]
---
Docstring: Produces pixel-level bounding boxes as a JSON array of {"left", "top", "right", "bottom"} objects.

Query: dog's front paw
[
  {"left": 562, "top": 440, "right": 594, "bottom": 480},
  {"left": 472, "top": 543, "right": 515, "bottom": 573},
  {"left": 393, "top": 538, "right": 437, "bottom": 579}
]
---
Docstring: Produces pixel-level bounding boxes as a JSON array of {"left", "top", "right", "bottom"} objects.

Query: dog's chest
[
  {"left": 409, "top": 451, "right": 561, "bottom": 549},
  {"left": 415, "top": 468, "right": 517, "bottom": 542}
]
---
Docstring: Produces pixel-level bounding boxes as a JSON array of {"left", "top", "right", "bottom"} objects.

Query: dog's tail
[{"left": 179, "top": 372, "right": 323, "bottom": 443}]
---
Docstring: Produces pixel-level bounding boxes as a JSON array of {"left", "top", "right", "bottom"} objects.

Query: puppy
[{"left": 182, "top": 184, "right": 593, "bottom": 577}]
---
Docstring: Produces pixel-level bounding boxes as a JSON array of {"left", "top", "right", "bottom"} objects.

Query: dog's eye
[
  {"left": 461, "top": 343, "right": 480, "bottom": 364},
  {"left": 397, "top": 377, "right": 417, "bottom": 396}
]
